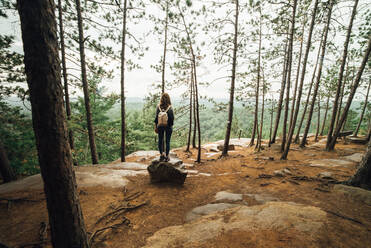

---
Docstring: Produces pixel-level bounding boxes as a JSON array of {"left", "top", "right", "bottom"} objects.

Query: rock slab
[
  {"left": 143, "top": 202, "right": 327, "bottom": 248},
  {"left": 147, "top": 160, "right": 187, "bottom": 185},
  {"left": 333, "top": 184, "right": 371, "bottom": 205}
]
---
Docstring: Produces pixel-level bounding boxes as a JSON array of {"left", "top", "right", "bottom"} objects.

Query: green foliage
[{"left": 0, "top": 100, "right": 38, "bottom": 175}]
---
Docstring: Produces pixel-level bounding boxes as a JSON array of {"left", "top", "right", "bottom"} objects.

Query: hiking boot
[
  {"left": 159, "top": 155, "right": 165, "bottom": 162},
  {"left": 164, "top": 156, "right": 170, "bottom": 162}
]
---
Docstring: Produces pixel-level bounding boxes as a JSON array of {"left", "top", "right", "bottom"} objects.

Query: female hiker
[{"left": 154, "top": 93, "right": 174, "bottom": 162}]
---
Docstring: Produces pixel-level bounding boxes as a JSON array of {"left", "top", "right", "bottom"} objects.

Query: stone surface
[
  {"left": 147, "top": 161, "right": 187, "bottom": 185},
  {"left": 99, "top": 162, "right": 147, "bottom": 170},
  {"left": 307, "top": 159, "right": 354, "bottom": 168},
  {"left": 214, "top": 191, "right": 243, "bottom": 202},
  {"left": 185, "top": 203, "right": 240, "bottom": 222},
  {"left": 247, "top": 193, "right": 279, "bottom": 204},
  {"left": 205, "top": 152, "right": 220, "bottom": 158},
  {"left": 333, "top": 184, "right": 371, "bottom": 205},
  {"left": 126, "top": 150, "right": 159, "bottom": 158},
  {"left": 317, "top": 172, "right": 334, "bottom": 180},
  {"left": 202, "top": 143, "right": 220, "bottom": 152},
  {"left": 342, "top": 153, "right": 364, "bottom": 163},
  {"left": 214, "top": 138, "right": 251, "bottom": 147},
  {"left": 151, "top": 156, "right": 183, "bottom": 166},
  {"left": 143, "top": 202, "right": 327, "bottom": 248}
]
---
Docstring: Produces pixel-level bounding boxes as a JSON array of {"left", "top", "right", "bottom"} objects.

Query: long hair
[{"left": 160, "top": 93, "right": 171, "bottom": 110}]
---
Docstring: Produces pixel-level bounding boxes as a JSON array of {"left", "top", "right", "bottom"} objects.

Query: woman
[{"left": 154, "top": 93, "right": 174, "bottom": 162}]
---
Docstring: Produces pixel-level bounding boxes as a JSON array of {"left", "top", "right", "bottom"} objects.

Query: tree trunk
[
  {"left": 281, "top": 0, "right": 313, "bottom": 159},
  {"left": 192, "top": 81, "right": 197, "bottom": 148},
  {"left": 289, "top": 19, "right": 305, "bottom": 131},
  {"left": 192, "top": 60, "right": 202, "bottom": 162},
  {"left": 250, "top": 6, "right": 261, "bottom": 147},
  {"left": 315, "top": 95, "right": 321, "bottom": 141},
  {"left": 280, "top": 0, "right": 297, "bottom": 153},
  {"left": 186, "top": 68, "right": 193, "bottom": 152},
  {"left": 320, "top": 94, "right": 330, "bottom": 136},
  {"left": 269, "top": 96, "right": 274, "bottom": 147},
  {"left": 0, "top": 140, "right": 16, "bottom": 183},
  {"left": 17, "top": 1, "right": 89, "bottom": 247},
  {"left": 57, "top": 0, "right": 74, "bottom": 150},
  {"left": 326, "top": 0, "right": 359, "bottom": 151},
  {"left": 346, "top": 138, "right": 371, "bottom": 189},
  {"left": 270, "top": 37, "right": 288, "bottom": 144},
  {"left": 222, "top": 0, "right": 239, "bottom": 156},
  {"left": 75, "top": 0, "right": 98, "bottom": 164},
  {"left": 294, "top": 29, "right": 323, "bottom": 143},
  {"left": 257, "top": 68, "right": 265, "bottom": 152},
  {"left": 336, "top": 62, "right": 349, "bottom": 127},
  {"left": 327, "top": 35, "right": 371, "bottom": 150},
  {"left": 300, "top": 0, "right": 333, "bottom": 148},
  {"left": 120, "top": 0, "right": 128, "bottom": 162},
  {"left": 354, "top": 80, "right": 370, "bottom": 136},
  {"left": 161, "top": 1, "right": 168, "bottom": 94}
]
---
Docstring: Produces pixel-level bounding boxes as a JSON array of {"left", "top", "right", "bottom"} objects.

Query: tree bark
[
  {"left": 280, "top": 0, "right": 297, "bottom": 153},
  {"left": 300, "top": 0, "right": 333, "bottom": 148},
  {"left": 289, "top": 19, "right": 305, "bottom": 132},
  {"left": 161, "top": 1, "right": 168, "bottom": 94},
  {"left": 257, "top": 68, "right": 265, "bottom": 152},
  {"left": 222, "top": 0, "right": 239, "bottom": 156},
  {"left": 0, "top": 140, "right": 16, "bottom": 183},
  {"left": 192, "top": 82, "right": 197, "bottom": 148},
  {"left": 294, "top": 29, "right": 323, "bottom": 143},
  {"left": 269, "top": 96, "right": 274, "bottom": 147},
  {"left": 57, "top": 0, "right": 74, "bottom": 150},
  {"left": 270, "top": 37, "right": 288, "bottom": 145},
  {"left": 326, "top": 0, "right": 359, "bottom": 151},
  {"left": 315, "top": 95, "right": 321, "bottom": 141},
  {"left": 354, "top": 80, "right": 370, "bottom": 136},
  {"left": 320, "top": 94, "right": 330, "bottom": 136},
  {"left": 17, "top": 0, "right": 89, "bottom": 246},
  {"left": 120, "top": 0, "right": 128, "bottom": 162},
  {"left": 75, "top": 0, "right": 98, "bottom": 164},
  {"left": 327, "top": 35, "right": 371, "bottom": 150},
  {"left": 346, "top": 138, "right": 371, "bottom": 189},
  {"left": 186, "top": 68, "right": 193, "bottom": 152},
  {"left": 250, "top": 6, "right": 261, "bottom": 148}
]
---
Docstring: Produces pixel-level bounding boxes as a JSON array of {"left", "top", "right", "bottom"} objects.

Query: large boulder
[
  {"left": 147, "top": 160, "right": 187, "bottom": 185},
  {"left": 333, "top": 184, "right": 371, "bottom": 205},
  {"left": 143, "top": 202, "right": 327, "bottom": 248}
]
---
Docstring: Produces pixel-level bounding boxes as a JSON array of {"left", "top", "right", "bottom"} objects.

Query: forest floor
[{"left": 0, "top": 136, "right": 370, "bottom": 248}]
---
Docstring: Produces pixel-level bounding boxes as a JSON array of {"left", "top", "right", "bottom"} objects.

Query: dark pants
[{"left": 158, "top": 126, "right": 172, "bottom": 156}]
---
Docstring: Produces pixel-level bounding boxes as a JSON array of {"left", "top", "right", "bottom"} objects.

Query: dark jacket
[{"left": 154, "top": 105, "right": 174, "bottom": 127}]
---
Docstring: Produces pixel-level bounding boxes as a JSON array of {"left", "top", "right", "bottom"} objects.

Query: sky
[{"left": 1, "top": 0, "right": 369, "bottom": 102}]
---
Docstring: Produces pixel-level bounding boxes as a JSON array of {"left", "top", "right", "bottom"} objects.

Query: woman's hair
[{"left": 160, "top": 93, "right": 171, "bottom": 110}]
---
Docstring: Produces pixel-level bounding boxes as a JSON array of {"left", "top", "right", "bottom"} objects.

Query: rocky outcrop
[
  {"left": 147, "top": 160, "right": 187, "bottom": 185},
  {"left": 333, "top": 184, "right": 371, "bottom": 205},
  {"left": 143, "top": 202, "right": 327, "bottom": 248}
]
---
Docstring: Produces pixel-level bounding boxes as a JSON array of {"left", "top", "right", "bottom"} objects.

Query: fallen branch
[
  {"left": 325, "top": 209, "right": 366, "bottom": 226},
  {"left": 95, "top": 201, "right": 148, "bottom": 225},
  {"left": 89, "top": 219, "right": 129, "bottom": 247}
]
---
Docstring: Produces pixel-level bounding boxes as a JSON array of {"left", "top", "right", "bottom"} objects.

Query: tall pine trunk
[
  {"left": 57, "top": 0, "right": 74, "bottom": 150},
  {"left": 281, "top": 0, "right": 297, "bottom": 153},
  {"left": 75, "top": 0, "right": 98, "bottom": 164},
  {"left": 120, "top": 0, "right": 128, "bottom": 162},
  {"left": 270, "top": 38, "right": 288, "bottom": 144},
  {"left": 315, "top": 95, "right": 321, "bottom": 141},
  {"left": 257, "top": 69, "right": 265, "bottom": 152},
  {"left": 192, "top": 83, "right": 197, "bottom": 148},
  {"left": 281, "top": 0, "right": 318, "bottom": 159},
  {"left": 354, "top": 80, "right": 370, "bottom": 136},
  {"left": 300, "top": 0, "right": 333, "bottom": 148},
  {"left": 250, "top": 6, "right": 261, "bottom": 147},
  {"left": 320, "top": 94, "right": 330, "bottom": 136},
  {"left": 347, "top": 138, "right": 371, "bottom": 189},
  {"left": 0, "top": 140, "right": 16, "bottom": 183},
  {"left": 294, "top": 29, "right": 323, "bottom": 143},
  {"left": 186, "top": 68, "right": 193, "bottom": 152},
  {"left": 222, "top": 0, "right": 239, "bottom": 156},
  {"left": 161, "top": 1, "right": 168, "bottom": 93},
  {"left": 269, "top": 97, "right": 274, "bottom": 147},
  {"left": 328, "top": 35, "right": 371, "bottom": 150},
  {"left": 17, "top": 0, "right": 89, "bottom": 246},
  {"left": 326, "top": 0, "right": 359, "bottom": 150}
]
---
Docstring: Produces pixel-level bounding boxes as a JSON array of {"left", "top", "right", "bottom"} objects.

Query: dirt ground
[{"left": 0, "top": 137, "right": 370, "bottom": 248}]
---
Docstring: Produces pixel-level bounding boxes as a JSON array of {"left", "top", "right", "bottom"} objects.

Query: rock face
[
  {"left": 143, "top": 202, "right": 327, "bottom": 248},
  {"left": 308, "top": 159, "right": 354, "bottom": 168},
  {"left": 214, "top": 191, "right": 243, "bottom": 202},
  {"left": 185, "top": 203, "right": 239, "bottom": 222},
  {"left": 147, "top": 160, "right": 187, "bottom": 185},
  {"left": 342, "top": 153, "right": 364, "bottom": 163},
  {"left": 333, "top": 184, "right": 371, "bottom": 205}
]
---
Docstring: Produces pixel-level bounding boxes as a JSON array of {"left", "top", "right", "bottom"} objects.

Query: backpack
[{"left": 157, "top": 105, "right": 171, "bottom": 127}]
